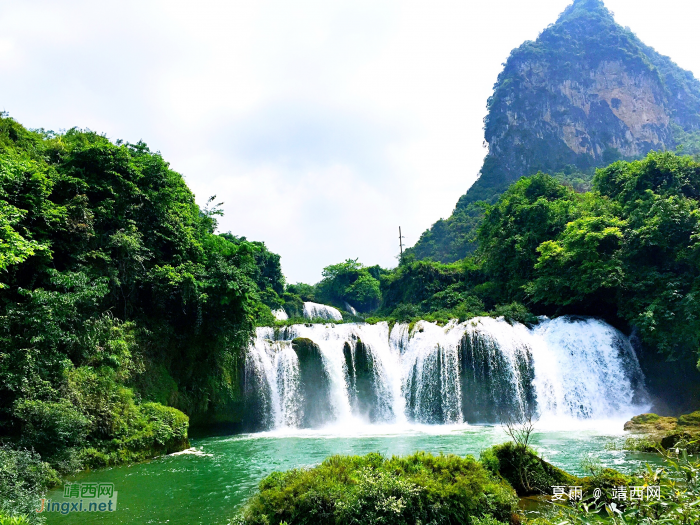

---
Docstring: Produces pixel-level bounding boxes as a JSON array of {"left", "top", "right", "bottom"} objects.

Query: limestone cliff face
[
  {"left": 408, "top": 0, "right": 700, "bottom": 263},
  {"left": 467, "top": 0, "right": 700, "bottom": 205},
  {"left": 493, "top": 59, "right": 672, "bottom": 161}
]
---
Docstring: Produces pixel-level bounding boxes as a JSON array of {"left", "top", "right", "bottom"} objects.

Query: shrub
[
  {"left": 138, "top": 402, "right": 189, "bottom": 450},
  {"left": 13, "top": 400, "right": 90, "bottom": 459},
  {"left": 233, "top": 452, "right": 517, "bottom": 525},
  {"left": 480, "top": 442, "right": 575, "bottom": 496},
  {"left": 80, "top": 402, "right": 189, "bottom": 468},
  {"left": 0, "top": 444, "right": 58, "bottom": 524},
  {"left": 0, "top": 515, "right": 32, "bottom": 525},
  {"left": 390, "top": 303, "right": 420, "bottom": 322},
  {"left": 491, "top": 303, "right": 538, "bottom": 326},
  {"left": 65, "top": 366, "right": 141, "bottom": 440}
]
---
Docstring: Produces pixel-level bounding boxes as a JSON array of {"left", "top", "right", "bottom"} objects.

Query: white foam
[
  {"left": 303, "top": 302, "right": 343, "bottom": 321},
  {"left": 244, "top": 316, "right": 650, "bottom": 434}
]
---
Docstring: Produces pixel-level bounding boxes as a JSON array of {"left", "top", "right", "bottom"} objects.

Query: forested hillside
[
  {"left": 0, "top": 114, "right": 292, "bottom": 497},
  {"left": 408, "top": 0, "right": 700, "bottom": 263}
]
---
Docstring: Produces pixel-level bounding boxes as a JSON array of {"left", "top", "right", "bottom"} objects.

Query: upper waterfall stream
[{"left": 244, "top": 316, "right": 649, "bottom": 431}]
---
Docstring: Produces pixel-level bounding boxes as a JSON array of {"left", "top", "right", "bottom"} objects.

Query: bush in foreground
[
  {"left": 233, "top": 451, "right": 517, "bottom": 525},
  {"left": 0, "top": 445, "right": 59, "bottom": 525},
  {"left": 480, "top": 442, "right": 576, "bottom": 496}
]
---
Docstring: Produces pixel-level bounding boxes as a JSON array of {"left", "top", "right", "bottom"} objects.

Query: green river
[{"left": 44, "top": 423, "right": 659, "bottom": 525}]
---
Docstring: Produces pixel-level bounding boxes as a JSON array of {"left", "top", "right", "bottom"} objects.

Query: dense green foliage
[
  {"left": 377, "top": 258, "right": 489, "bottom": 322},
  {"left": 233, "top": 451, "right": 517, "bottom": 525},
  {"left": 0, "top": 445, "right": 58, "bottom": 523},
  {"left": 0, "top": 113, "right": 293, "bottom": 520},
  {"left": 315, "top": 259, "right": 383, "bottom": 313},
  {"left": 475, "top": 152, "right": 700, "bottom": 361}
]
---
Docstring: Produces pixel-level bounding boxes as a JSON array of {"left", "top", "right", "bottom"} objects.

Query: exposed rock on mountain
[{"left": 408, "top": 0, "right": 700, "bottom": 263}]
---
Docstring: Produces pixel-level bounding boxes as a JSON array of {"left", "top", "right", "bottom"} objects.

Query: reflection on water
[{"left": 46, "top": 423, "right": 660, "bottom": 525}]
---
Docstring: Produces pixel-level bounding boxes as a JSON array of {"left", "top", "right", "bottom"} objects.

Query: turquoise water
[{"left": 45, "top": 424, "right": 660, "bottom": 525}]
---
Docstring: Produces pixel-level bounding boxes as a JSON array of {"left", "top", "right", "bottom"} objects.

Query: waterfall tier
[
  {"left": 302, "top": 301, "right": 343, "bottom": 321},
  {"left": 243, "top": 317, "right": 648, "bottom": 431}
]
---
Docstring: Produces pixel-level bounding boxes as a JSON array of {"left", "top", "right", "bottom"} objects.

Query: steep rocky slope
[{"left": 408, "top": 0, "right": 700, "bottom": 262}]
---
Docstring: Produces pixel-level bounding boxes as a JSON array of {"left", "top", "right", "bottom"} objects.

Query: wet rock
[{"left": 293, "top": 338, "right": 333, "bottom": 428}]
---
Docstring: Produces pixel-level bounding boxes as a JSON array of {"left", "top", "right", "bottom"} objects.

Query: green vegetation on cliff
[{"left": 482, "top": 152, "right": 700, "bottom": 362}]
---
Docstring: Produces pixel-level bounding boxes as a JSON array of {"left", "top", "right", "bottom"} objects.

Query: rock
[
  {"left": 623, "top": 413, "right": 677, "bottom": 433},
  {"left": 292, "top": 338, "right": 333, "bottom": 428},
  {"left": 660, "top": 432, "right": 698, "bottom": 450},
  {"left": 678, "top": 410, "right": 700, "bottom": 428}
]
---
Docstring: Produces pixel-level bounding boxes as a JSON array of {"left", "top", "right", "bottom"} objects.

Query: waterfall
[
  {"left": 303, "top": 302, "right": 343, "bottom": 321},
  {"left": 272, "top": 309, "right": 289, "bottom": 321},
  {"left": 530, "top": 317, "right": 647, "bottom": 420},
  {"left": 244, "top": 330, "right": 302, "bottom": 429},
  {"left": 243, "top": 317, "right": 649, "bottom": 431}
]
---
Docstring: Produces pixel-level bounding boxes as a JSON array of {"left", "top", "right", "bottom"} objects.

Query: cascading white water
[
  {"left": 245, "top": 330, "right": 302, "bottom": 429},
  {"left": 303, "top": 301, "right": 343, "bottom": 321},
  {"left": 399, "top": 320, "right": 466, "bottom": 424},
  {"left": 243, "top": 317, "right": 649, "bottom": 431},
  {"left": 272, "top": 309, "right": 289, "bottom": 321},
  {"left": 530, "top": 317, "right": 646, "bottom": 420}
]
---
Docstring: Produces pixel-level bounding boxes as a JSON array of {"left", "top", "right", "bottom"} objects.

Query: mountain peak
[
  {"left": 407, "top": 0, "right": 700, "bottom": 264},
  {"left": 557, "top": 0, "right": 612, "bottom": 23}
]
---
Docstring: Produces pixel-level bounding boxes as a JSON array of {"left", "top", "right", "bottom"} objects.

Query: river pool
[{"left": 45, "top": 421, "right": 659, "bottom": 525}]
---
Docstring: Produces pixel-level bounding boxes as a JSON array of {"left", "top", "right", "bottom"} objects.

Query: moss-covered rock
[
  {"left": 677, "top": 411, "right": 700, "bottom": 427},
  {"left": 480, "top": 442, "right": 576, "bottom": 496},
  {"left": 623, "top": 411, "right": 700, "bottom": 454},
  {"left": 79, "top": 402, "right": 190, "bottom": 468},
  {"left": 623, "top": 413, "right": 678, "bottom": 433},
  {"left": 659, "top": 432, "right": 700, "bottom": 454},
  {"left": 233, "top": 451, "right": 517, "bottom": 525}
]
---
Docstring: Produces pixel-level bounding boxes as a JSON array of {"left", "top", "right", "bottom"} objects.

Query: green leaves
[
  {"left": 0, "top": 114, "right": 283, "bottom": 475},
  {"left": 531, "top": 215, "right": 626, "bottom": 306},
  {"left": 317, "top": 259, "right": 382, "bottom": 313},
  {"left": 0, "top": 202, "right": 46, "bottom": 277},
  {"left": 474, "top": 152, "right": 700, "bottom": 361},
  {"left": 13, "top": 400, "right": 90, "bottom": 458}
]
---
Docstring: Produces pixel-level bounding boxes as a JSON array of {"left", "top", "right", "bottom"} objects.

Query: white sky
[{"left": 1, "top": 0, "right": 699, "bottom": 283}]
